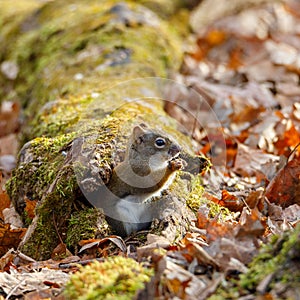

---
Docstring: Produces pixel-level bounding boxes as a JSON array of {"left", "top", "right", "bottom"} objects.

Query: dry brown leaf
[
  {"left": 137, "top": 235, "right": 171, "bottom": 260},
  {"left": 283, "top": 204, "right": 300, "bottom": 225},
  {"left": 233, "top": 143, "right": 279, "bottom": 179},
  {"left": 0, "top": 267, "right": 69, "bottom": 297},
  {"left": 0, "top": 248, "right": 15, "bottom": 271},
  {"left": 219, "top": 190, "right": 243, "bottom": 212},
  {"left": 197, "top": 209, "right": 209, "bottom": 229},
  {"left": 2, "top": 206, "right": 23, "bottom": 229},
  {"left": 78, "top": 236, "right": 127, "bottom": 254},
  {"left": 0, "top": 222, "right": 26, "bottom": 257},
  {"left": 245, "top": 189, "right": 265, "bottom": 210},
  {"left": 186, "top": 242, "right": 220, "bottom": 269},
  {"left": 235, "top": 207, "right": 266, "bottom": 238},
  {"left": 163, "top": 259, "right": 208, "bottom": 299},
  {"left": 24, "top": 197, "right": 37, "bottom": 220},
  {"left": 24, "top": 288, "right": 62, "bottom": 300},
  {"left": 265, "top": 155, "right": 300, "bottom": 207},
  {"left": 51, "top": 242, "right": 73, "bottom": 260},
  {"left": 0, "top": 190, "right": 11, "bottom": 220}
]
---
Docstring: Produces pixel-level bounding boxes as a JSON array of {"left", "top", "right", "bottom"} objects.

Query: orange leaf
[
  {"left": 206, "top": 30, "right": 227, "bottom": 46},
  {"left": 207, "top": 218, "right": 233, "bottom": 242},
  {"left": 219, "top": 190, "right": 244, "bottom": 212},
  {"left": 25, "top": 197, "right": 37, "bottom": 219},
  {"left": 274, "top": 122, "right": 300, "bottom": 156},
  {"left": 197, "top": 210, "right": 209, "bottom": 229},
  {"left": 228, "top": 46, "right": 243, "bottom": 69},
  {"left": 0, "top": 191, "right": 11, "bottom": 220},
  {"left": 0, "top": 222, "right": 26, "bottom": 257}
]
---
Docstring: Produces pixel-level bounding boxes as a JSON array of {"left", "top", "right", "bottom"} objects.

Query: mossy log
[{"left": 1, "top": 0, "right": 208, "bottom": 259}]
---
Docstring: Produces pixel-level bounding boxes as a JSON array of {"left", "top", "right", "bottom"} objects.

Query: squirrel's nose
[{"left": 168, "top": 144, "right": 181, "bottom": 156}]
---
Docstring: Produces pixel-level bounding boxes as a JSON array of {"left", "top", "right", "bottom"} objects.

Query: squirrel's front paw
[{"left": 169, "top": 158, "right": 185, "bottom": 171}]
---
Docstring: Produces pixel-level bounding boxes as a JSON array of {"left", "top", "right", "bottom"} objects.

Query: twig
[
  {"left": 5, "top": 279, "right": 25, "bottom": 300},
  {"left": 52, "top": 212, "right": 64, "bottom": 245},
  {"left": 287, "top": 142, "right": 300, "bottom": 163}
]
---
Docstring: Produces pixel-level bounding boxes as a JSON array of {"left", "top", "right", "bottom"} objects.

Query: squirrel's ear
[
  {"left": 133, "top": 124, "right": 146, "bottom": 138},
  {"left": 139, "top": 123, "right": 148, "bottom": 129}
]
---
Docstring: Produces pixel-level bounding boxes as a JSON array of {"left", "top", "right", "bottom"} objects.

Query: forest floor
[{"left": 0, "top": 0, "right": 300, "bottom": 299}]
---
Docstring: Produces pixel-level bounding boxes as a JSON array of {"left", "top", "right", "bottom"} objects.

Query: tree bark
[{"left": 1, "top": 0, "right": 206, "bottom": 259}]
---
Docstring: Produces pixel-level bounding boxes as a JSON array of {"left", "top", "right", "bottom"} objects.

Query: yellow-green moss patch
[{"left": 64, "top": 256, "right": 154, "bottom": 300}]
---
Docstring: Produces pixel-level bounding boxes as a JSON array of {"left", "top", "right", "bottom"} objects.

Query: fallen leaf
[
  {"left": 51, "top": 242, "right": 73, "bottom": 260},
  {"left": 196, "top": 205, "right": 210, "bottom": 229},
  {"left": 0, "top": 267, "right": 69, "bottom": 296},
  {"left": 245, "top": 189, "right": 265, "bottom": 210},
  {"left": 265, "top": 156, "right": 300, "bottom": 207},
  {"left": 233, "top": 143, "right": 280, "bottom": 179},
  {"left": 185, "top": 242, "right": 220, "bottom": 269},
  {"left": 0, "top": 134, "right": 19, "bottom": 156},
  {"left": 266, "top": 40, "right": 300, "bottom": 73},
  {"left": 24, "top": 289, "right": 60, "bottom": 300},
  {"left": 219, "top": 190, "right": 243, "bottom": 212},
  {"left": 283, "top": 204, "right": 300, "bottom": 225},
  {"left": 0, "top": 222, "right": 26, "bottom": 257},
  {"left": 0, "top": 155, "right": 16, "bottom": 173},
  {"left": 0, "top": 190, "right": 11, "bottom": 220},
  {"left": 2, "top": 206, "right": 23, "bottom": 229},
  {"left": 24, "top": 197, "right": 37, "bottom": 220},
  {"left": 274, "top": 121, "right": 300, "bottom": 156},
  {"left": 206, "top": 218, "right": 234, "bottom": 242},
  {"left": 78, "top": 236, "right": 127, "bottom": 254},
  {"left": 163, "top": 259, "right": 207, "bottom": 299},
  {"left": 0, "top": 248, "right": 15, "bottom": 271},
  {"left": 235, "top": 207, "right": 266, "bottom": 238},
  {"left": 137, "top": 234, "right": 171, "bottom": 260}
]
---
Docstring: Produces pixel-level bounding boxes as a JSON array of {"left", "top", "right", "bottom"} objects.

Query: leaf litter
[{"left": 0, "top": 0, "right": 300, "bottom": 299}]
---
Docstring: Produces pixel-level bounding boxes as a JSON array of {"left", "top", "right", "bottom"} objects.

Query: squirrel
[{"left": 98, "top": 124, "right": 184, "bottom": 237}]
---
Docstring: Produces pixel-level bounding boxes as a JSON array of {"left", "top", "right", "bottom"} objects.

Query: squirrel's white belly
[
  {"left": 115, "top": 194, "right": 149, "bottom": 222},
  {"left": 114, "top": 194, "right": 150, "bottom": 235},
  {"left": 114, "top": 172, "right": 177, "bottom": 235}
]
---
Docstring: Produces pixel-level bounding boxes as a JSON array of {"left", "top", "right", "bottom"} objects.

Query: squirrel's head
[{"left": 128, "top": 124, "right": 181, "bottom": 166}]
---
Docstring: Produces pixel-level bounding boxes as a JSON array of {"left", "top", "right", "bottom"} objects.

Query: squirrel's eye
[{"left": 155, "top": 137, "right": 166, "bottom": 148}]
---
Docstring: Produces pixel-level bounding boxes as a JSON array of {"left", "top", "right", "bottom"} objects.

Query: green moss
[
  {"left": 211, "top": 224, "right": 300, "bottom": 298},
  {"left": 186, "top": 175, "right": 231, "bottom": 218},
  {"left": 64, "top": 256, "right": 154, "bottom": 300},
  {"left": 6, "top": 133, "right": 75, "bottom": 214},
  {"left": 239, "top": 224, "right": 300, "bottom": 292},
  {"left": 21, "top": 213, "right": 58, "bottom": 260},
  {"left": 136, "top": 0, "right": 180, "bottom": 17},
  {"left": 186, "top": 175, "right": 205, "bottom": 211},
  {"left": 66, "top": 208, "right": 110, "bottom": 252},
  {"left": 1, "top": 0, "right": 182, "bottom": 118},
  {"left": 19, "top": 168, "right": 79, "bottom": 259}
]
